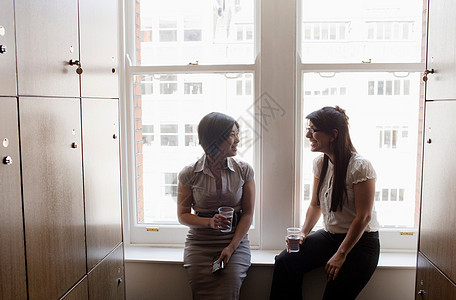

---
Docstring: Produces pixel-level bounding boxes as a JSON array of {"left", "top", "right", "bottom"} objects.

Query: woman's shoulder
[
  {"left": 348, "top": 152, "right": 376, "bottom": 183},
  {"left": 230, "top": 157, "right": 254, "bottom": 181}
]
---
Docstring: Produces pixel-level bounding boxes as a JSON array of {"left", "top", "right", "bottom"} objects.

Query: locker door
[
  {"left": 416, "top": 253, "right": 456, "bottom": 300},
  {"left": 88, "top": 243, "right": 125, "bottom": 300},
  {"left": 79, "top": 0, "right": 119, "bottom": 98},
  {"left": 420, "top": 100, "right": 456, "bottom": 282},
  {"left": 425, "top": 0, "right": 456, "bottom": 100},
  {"left": 0, "top": 97, "right": 27, "bottom": 300},
  {"left": 0, "top": 0, "right": 17, "bottom": 96},
  {"left": 20, "top": 97, "right": 86, "bottom": 299},
  {"left": 82, "top": 98, "right": 122, "bottom": 270},
  {"left": 15, "top": 0, "right": 80, "bottom": 97},
  {"left": 60, "top": 277, "right": 89, "bottom": 300}
]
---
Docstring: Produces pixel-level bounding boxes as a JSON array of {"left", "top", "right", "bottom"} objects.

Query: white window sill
[{"left": 124, "top": 246, "right": 416, "bottom": 269}]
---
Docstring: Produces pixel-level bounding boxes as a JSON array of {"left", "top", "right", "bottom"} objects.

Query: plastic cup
[
  {"left": 287, "top": 227, "right": 302, "bottom": 253},
  {"left": 218, "top": 206, "right": 234, "bottom": 232}
]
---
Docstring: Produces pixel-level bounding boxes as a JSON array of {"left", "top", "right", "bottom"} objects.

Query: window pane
[
  {"left": 137, "top": 0, "right": 255, "bottom": 66},
  {"left": 301, "top": 72, "right": 421, "bottom": 227},
  {"left": 301, "top": 0, "right": 422, "bottom": 63},
  {"left": 135, "top": 73, "right": 255, "bottom": 224}
]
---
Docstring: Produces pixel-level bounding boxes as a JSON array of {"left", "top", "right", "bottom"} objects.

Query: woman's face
[
  {"left": 305, "top": 121, "right": 334, "bottom": 155},
  {"left": 218, "top": 124, "right": 240, "bottom": 158}
]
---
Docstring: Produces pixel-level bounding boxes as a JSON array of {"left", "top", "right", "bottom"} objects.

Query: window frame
[{"left": 121, "top": 0, "right": 423, "bottom": 251}]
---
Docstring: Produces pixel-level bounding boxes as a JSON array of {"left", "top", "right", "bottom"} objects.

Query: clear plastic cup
[
  {"left": 218, "top": 206, "right": 234, "bottom": 232},
  {"left": 287, "top": 227, "right": 302, "bottom": 253}
]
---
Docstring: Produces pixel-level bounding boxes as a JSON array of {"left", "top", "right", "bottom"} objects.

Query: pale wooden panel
[
  {"left": 0, "top": 0, "right": 17, "bottom": 96},
  {"left": 15, "top": 0, "right": 80, "bottom": 97},
  {"left": 79, "top": 0, "right": 119, "bottom": 98},
  {"left": 416, "top": 253, "right": 456, "bottom": 300},
  {"left": 420, "top": 100, "right": 456, "bottom": 281},
  {"left": 20, "top": 97, "right": 86, "bottom": 299},
  {"left": 0, "top": 97, "right": 27, "bottom": 299},
  {"left": 82, "top": 98, "right": 122, "bottom": 270},
  {"left": 88, "top": 243, "right": 125, "bottom": 300},
  {"left": 61, "top": 277, "right": 89, "bottom": 300},
  {"left": 426, "top": 0, "right": 456, "bottom": 100}
]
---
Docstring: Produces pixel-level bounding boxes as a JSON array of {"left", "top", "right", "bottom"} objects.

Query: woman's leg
[
  {"left": 322, "top": 233, "right": 380, "bottom": 300},
  {"left": 269, "top": 230, "right": 337, "bottom": 300}
]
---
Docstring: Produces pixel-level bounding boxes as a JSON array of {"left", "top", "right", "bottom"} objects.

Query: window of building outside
[
  {"left": 126, "top": 0, "right": 426, "bottom": 249},
  {"left": 129, "top": 0, "right": 257, "bottom": 245},
  {"left": 299, "top": 0, "right": 425, "bottom": 248}
]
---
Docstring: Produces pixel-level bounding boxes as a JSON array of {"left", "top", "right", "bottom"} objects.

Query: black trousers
[{"left": 269, "top": 229, "right": 380, "bottom": 300}]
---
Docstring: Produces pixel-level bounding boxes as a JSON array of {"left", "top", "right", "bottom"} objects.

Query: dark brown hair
[
  {"left": 306, "top": 106, "right": 356, "bottom": 212},
  {"left": 198, "top": 112, "right": 239, "bottom": 158}
]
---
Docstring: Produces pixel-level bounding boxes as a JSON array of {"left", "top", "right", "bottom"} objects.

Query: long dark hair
[
  {"left": 306, "top": 106, "right": 356, "bottom": 212},
  {"left": 198, "top": 112, "right": 239, "bottom": 159}
]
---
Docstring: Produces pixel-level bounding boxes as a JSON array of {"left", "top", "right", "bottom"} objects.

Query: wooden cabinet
[
  {"left": 416, "top": 0, "right": 456, "bottom": 297},
  {"left": 88, "top": 243, "right": 125, "bottom": 300},
  {"left": 79, "top": 0, "right": 119, "bottom": 98},
  {"left": 2, "top": 1, "right": 125, "bottom": 299},
  {"left": 0, "top": 0, "right": 17, "bottom": 96},
  {"left": 82, "top": 98, "right": 122, "bottom": 270},
  {"left": 416, "top": 254, "right": 456, "bottom": 300},
  {"left": 20, "top": 97, "right": 86, "bottom": 299},
  {"left": 15, "top": 0, "right": 80, "bottom": 97},
  {"left": 0, "top": 97, "right": 27, "bottom": 300},
  {"left": 61, "top": 277, "right": 89, "bottom": 300}
]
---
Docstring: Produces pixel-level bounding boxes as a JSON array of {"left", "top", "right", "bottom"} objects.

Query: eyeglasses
[{"left": 306, "top": 127, "right": 321, "bottom": 134}]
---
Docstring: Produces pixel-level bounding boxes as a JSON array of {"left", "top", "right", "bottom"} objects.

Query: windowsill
[{"left": 124, "top": 246, "right": 416, "bottom": 269}]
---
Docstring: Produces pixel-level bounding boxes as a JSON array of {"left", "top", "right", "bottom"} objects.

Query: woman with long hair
[{"left": 270, "top": 106, "right": 380, "bottom": 299}]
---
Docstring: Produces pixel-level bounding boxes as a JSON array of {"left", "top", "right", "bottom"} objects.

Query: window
[
  {"left": 127, "top": 0, "right": 257, "bottom": 245},
  {"left": 125, "top": 0, "right": 425, "bottom": 249},
  {"left": 184, "top": 16, "right": 202, "bottom": 42},
  {"left": 160, "top": 124, "right": 178, "bottom": 146},
  {"left": 299, "top": 0, "right": 424, "bottom": 250},
  {"left": 142, "top": 124, "right": 154, "bottom": 146},
  {"left": 159, "top": 18, "right": 177, "bottom": 42},
  {"left": 141, "top": 75, "right": 153, "bottom": 95},
  {"left": 184, "top": 124, "right": 198, "bottom": 146}
]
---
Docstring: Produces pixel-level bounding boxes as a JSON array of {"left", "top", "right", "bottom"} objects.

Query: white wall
[{"left": 125, "top": 262, "right": 415, "bottom": 300}]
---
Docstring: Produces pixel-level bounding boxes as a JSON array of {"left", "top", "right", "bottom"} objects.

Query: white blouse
[{"left": 313, "top": 152, "right": 379, "bottom": 234}]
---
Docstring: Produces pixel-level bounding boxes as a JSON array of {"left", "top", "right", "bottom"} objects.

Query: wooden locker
[
  {"left": 88, "top": 243, "right": 125, "bottom": 300},
  {"left": 425, "top": 0, "right": 456, "bottom": 100},
  {"left": 416, "top": 253, "right": 456, "bottom": 300},
  {"left": 79, "top": 0, "right": 119, "bottom": 98},
  {"left": 0, "top": 97, "right": 27, "bottom": 299},
  {"left": 15, "top": 0, "right": 80, "bottom": 97},
  {"left": 60, "top": 277, "right": 89, "bottom": 300},
  {"left": 20, "top": 97, "right": 86, "bottom": 299},
  {"left": 0, "top": 0, "right": 17, "bottom": 96},
  {"left": 420, "top": 101, "right": 456, "bottom": 281},
  {"left": 82, "top": 98, "right": 122, "bottom": 270}
]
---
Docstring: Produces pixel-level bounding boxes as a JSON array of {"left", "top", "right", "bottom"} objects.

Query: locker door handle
[
  {"left": 71, "top": 142, "right": 78, "bottom": 149},
  {"left": 69, "top": 59, "right": 83, "bottom": 74},
  {"left": 422, "top": 69, "right": 434, "bottom": 82},
  {"left": 418, "top": 289, "right": 425, "bottom": 295},
  {"left": 0, "top": 45, "right": 6, "bottom": 54},
  {"left": 2, "top": 156, "right": 12, "bottom": 165}
]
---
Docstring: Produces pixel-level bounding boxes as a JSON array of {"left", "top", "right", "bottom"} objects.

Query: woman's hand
[
  {"left": 209, "top": 214, "right": 231, "bottom": 230},
  {"left": 218, "top": 245, "right": 235, "bottom": 265},
  {"left": 285, "top": 234, "right": 306, "bottom": 253},
  {"left": 325, "top": 251, "right": 347, "bottom": 281}
]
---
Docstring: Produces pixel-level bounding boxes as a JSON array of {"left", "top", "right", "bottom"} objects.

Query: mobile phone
[{"left": 212, "top": 259, "right": 224, "bottom": 273}]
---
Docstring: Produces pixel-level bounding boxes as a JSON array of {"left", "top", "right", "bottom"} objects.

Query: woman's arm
[
  {"left": 325, "top": 178, "right": 376, "bottom": 281},
  {"left": 177, "top": 182, "right": 230, "bottom": 229},
  {"left": 217, "top": 179, "right": 255, "bottom": 264},
  {"left": 301, "top": 176, "right": 322, "bottom": 237}
]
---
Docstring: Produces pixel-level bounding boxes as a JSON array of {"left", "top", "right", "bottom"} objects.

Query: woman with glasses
[{"left": 270, "top": 106, "right": 380, "bottom": 300}]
